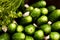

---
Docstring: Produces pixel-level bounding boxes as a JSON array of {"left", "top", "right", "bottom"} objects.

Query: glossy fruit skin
[
  {"left": 49, "top": 9, "right": 60, "bottom": 22},
  {"left": 17, "top": 11, "right": 22, "bottom": 17},
  {"left": 34, "top": 30, "right": 44, "bottom": 40},
  {"left": 17, "top": 25, "right": 24, "bottom": 32},
  {"left": 8, "top": 23, "right": 17, "bottom": 33},
  {"left": 37, "top": 15, "right": 48, "bottom": 25},
  {"left": 41, "top": 24, "right": 51, "bottom": 34},
  {"left": 47, "top": 5, "right": 56, "bottom": 12},
  {"left": 31, "top": 1, "right": 46, "bottom": 8},
  {"left": 25, "top": 36, "right": 34, "bottom": 40},
  {"left": 26, "top": 6, "right": 34, "bottom": 12},
  {"left": 50, "top": 32, "right": 60, "bottom": 40},
  {"left": 41, "top": 8, "right": 48, "bottom": 15},
  {"left": 12, "top": 33, "right": 25, "bottom": 40},
  {"left": 52, "top": 21, "right": 60, "bottom": 31},
  {"left": 25, "top": 24, "right": 35, "bottom": 35},
  {"left": 20, "top": 16, "right": 32, "bottom": 25},
  {"left": 30, "top": 8, "right": 41, "bottom": 19},
  {"left": 0, "top": 33, "right": 10, "bottom": 40}
]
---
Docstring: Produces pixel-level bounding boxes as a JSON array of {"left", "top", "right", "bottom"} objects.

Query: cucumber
[
  {"left": 8, "top": 23, "right": 17, "bottom": 33},
  {"left": 40, "top": 8, "right": 48, "bottom": 15},
  {"left": 12, "top": 33, "right": 25, "bottom": 40},
  {"left": 25, "top": 36, "right": 34, "bottom": 40},
  {"left": 30, "top": 8, "right": 41, "bottom": 20},
  {"left": 50, "top": 32, "right": 60, "bottom": 40},
  {"left": 37, "top": 15, "right": 48, "bottom": 25},
  {"left": 40, "top": 24, "right": 51, "bottom": 34},
  {"left": 48, "top": 9, "right": 60, "bottom": 22},
  {"left": 25, "top": 24, "right": 35, "bottom": 35},
  {"left": 34, "top": 30, "right": 44, "bottom": 40},
  {"left": 31, "top": 1, "right": 46, "bottom": 8},
  {"left": 0, "top": 33, "right": 10, "bottom": 40},
  {"left": 47, "top": 5, "right": 56, "bottom": 12},
  {"left": 17, "top": 25, "right": 24, "bottom": 32},
  {"left": 51, "top": 21, "right": 60, "bottom": 31},
  {"left": 20, "top": 16, "right": 32, "bottom": 25}
]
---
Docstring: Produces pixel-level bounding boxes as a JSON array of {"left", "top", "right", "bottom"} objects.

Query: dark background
[{"left": 25, "top": 0, "right": 60, "bottom": 8}]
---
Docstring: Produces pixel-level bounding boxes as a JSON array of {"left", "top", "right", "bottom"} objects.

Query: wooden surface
[{"left": 25, "top": 0, "right": 60, "bottom": 8}]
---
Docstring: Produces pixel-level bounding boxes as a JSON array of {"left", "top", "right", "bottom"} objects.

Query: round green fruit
[
  {"left": 41, "top": 24, "right": 51, "bottom": 34},
  {"left": 8, "top": 23, "right": 17, "bottom": 33},
  {"left": 37, "top": 15, "right": 48, "bottom": 25},
  {"left": 34, "top": 30, "right": 44, "bottom": 40},
  {"left": 50, "top": 32, "right": 60, "bottom": 40},
  {"left": 25, "top": 24, "right": 35, "bottom": 35},
  {"left": 25, "top": 36, "right": 34, "bottom": 40},
  {"left": 17, "top": 25, "right": 24, "bottom": 32},
  {"left": 41, "top": 8, "right": 48, "bottom": 15}
]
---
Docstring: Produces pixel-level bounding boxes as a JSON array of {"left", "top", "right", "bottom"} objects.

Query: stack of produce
[{"left": 0, "top": 0, "right": 60, "bottom": 40}]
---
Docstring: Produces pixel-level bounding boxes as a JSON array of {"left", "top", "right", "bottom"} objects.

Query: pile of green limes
[{"left": 0, "top": 0, "right": 60, "bottom": 40}]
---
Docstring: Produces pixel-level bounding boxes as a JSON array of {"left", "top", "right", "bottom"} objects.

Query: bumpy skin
[
  {"left": 37, "top": 15, "right": 48, "bottom": 25},
  {"left": 8, "top": 23, "right": 17, "bottom": 33},
  {"left": 41, "top": 24, "right": 51, "bottom": 34},
  {"left": 25, "top": 36, "right": 34, "bottom": 40},
  {"left": 49, "top": 9, "right": 60, "bottom": 22},
  {"left": 25, "top": 24, "right": 35, "bottom": 35},
  {"left": 31, "top": 1, "right": 46, "bottom": 8},
  {"left": 12, "top": 33, "right": 25, "bottom": 40},
  {"left": 52, "top": 21, "right": 60, "bottom": 31},
  {"left": 50, "top": 32, "right": 60, "bottom": 40},
  {"left": 34, "top": 30, "right": 44, "bottom": 40},
  {"left": 0, "top": 33, "right": 10, "bottom": 40}
]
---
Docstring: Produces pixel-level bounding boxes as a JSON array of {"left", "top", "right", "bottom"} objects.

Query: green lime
[
  {"left": 20, "top": 16, "right": 32, "bottom": 24},
  {"left": 41, "top": 24, "right": 51, "bottom": 34},
  {"left": 34, "top": 30, "right": 44, "bottom": 40},
  {"left": 25, "top": 24, "right": 35, "bottom": 35},
  {"left": 50, "top": 32, "right": 60, "bottom": 40},
  {"left": 17, "top": 25, "right": 24, "bottom": 32},
  {"left": 25, "top": 36, "right": 34, "bottom": 40},
  {"left": 17, "top": 11, "right": 22, "bottom": 17},
  {"left": 8, "top": 23, "right": 17, "bottom": 33},
  {"left": 26, "top": 6, "right": 34, "bottom": 12},
  {"left": 41, "top": 8, "right": 48, "bottom": 15},
  {"left": 37, "top": 15, "right": 48, "bottom": 25}
]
